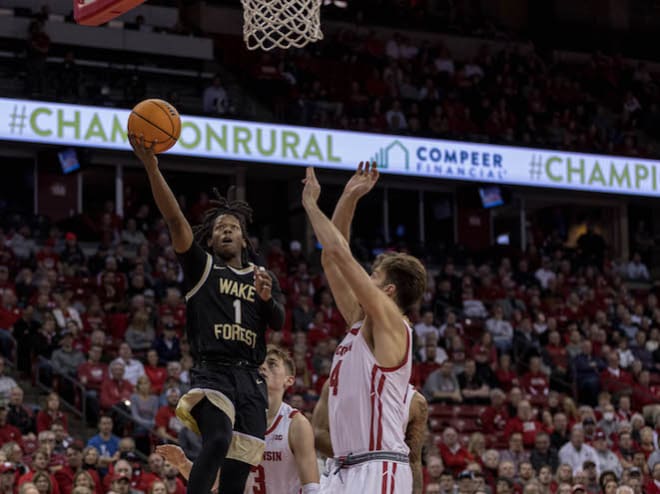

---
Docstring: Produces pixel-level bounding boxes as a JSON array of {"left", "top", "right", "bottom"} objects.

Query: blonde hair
[{"left": 266, "top": 345, "right": 295, "bottom": 376}]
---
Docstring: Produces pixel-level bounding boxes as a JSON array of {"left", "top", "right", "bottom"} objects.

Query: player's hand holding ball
[{"left": 127, "top": 99, "right": 182, "bottom": 170}]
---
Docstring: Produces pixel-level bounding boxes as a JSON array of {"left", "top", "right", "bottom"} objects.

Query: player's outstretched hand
[
  {"left": 344, "top": 161, "right": 379, "bottom": 199},
  {"left": 155, "top": 444, "right": 186, "bottom": 469},
  {"left": 128, "top": 133, "right": 158, "bottom": 171},
  {"left": 254, "top": 266, "right": 273, "bottom": 302},
  {"left": 302, "top": 167, "right": 321, "bottom": 207}
]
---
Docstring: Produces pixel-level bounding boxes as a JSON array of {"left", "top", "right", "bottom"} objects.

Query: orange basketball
[{"left": 127, "top": 99, "right": 181, "bottom": 154}]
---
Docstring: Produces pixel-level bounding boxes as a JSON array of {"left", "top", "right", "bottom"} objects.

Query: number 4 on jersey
[{"left": 329, "top": 360, "right": 343, "bottom": 396}]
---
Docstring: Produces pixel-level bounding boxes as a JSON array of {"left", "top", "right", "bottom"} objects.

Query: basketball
[{"left": 127, "top": 99, "right": 181, "bottom": 154}]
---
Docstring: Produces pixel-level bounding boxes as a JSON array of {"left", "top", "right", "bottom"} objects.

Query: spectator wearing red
[
  {"left": 144, "top": 349, "right": 167, "bottom": 395},
  {"left": 17, "top": 449, "right": 60, "bottom": 494},
  {"left": 645, "top": 461, "right": 660, "bottom": 494},
  {"left": 54, "top": 444, "right": 84, "bottom": 494},
  {"left": 481, "top": 388, "right": 509, "bottom": 437},
  {"left": 411, "top": 341, "right": 443, "bottom": 388},
  {"left": 0, "top": 461, "right": 17, "bottom": 494},
  {"left": 0, "top": 403, "right": 21, "bottom": 447},
  {"left": 306, "top": 311, "right": 332, "bottom": 346},
  {"left": 0, "top": 290, "right": 21, "bottom": 334},
  {"left": 599, "top": 351, "right": 634, "bottom": 396},
  {"left": 36, "top": 393, "right": 68, "bottom": 433},
  {"left": 438, "top": 427, "right": 473, "bottom": 475},
  {"left": 155, "top": 388, "right": 183, "bottom": 444},
  {"left": 504, "top": 400, "right": 546, "bottom": 448},
  {"left": 318, "top": 290, "right": 345, "bottom": 337},
  {"left": 494, "top": 353, "right": 519, "bottom": 391},
  {"left": 158, "top": 288, "right": 186, "bottom": 330},
  {"left": 100, "top": 361, "right": 134, "bottom": 411},
  {"left": 78, "top": 345, "right": 107, "bottom": 393},
  {"left": 521, "top": 356, "right": 550, "bottom": 398},
  {"left": 136, "top": 453, "right": 164, "bottom": 492}
]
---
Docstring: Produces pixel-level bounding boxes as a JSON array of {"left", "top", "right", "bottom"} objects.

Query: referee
[{"left": 130, "top": 135, "right": 284, "bottom": 494}]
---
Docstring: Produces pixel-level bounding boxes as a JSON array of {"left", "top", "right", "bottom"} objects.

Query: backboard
[{"left": 74, "top": 0, "right": 147, "bottom": 26}]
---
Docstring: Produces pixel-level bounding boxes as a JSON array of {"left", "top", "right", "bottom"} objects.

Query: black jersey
[{"left": 177, "top": 242, "right": 284, "bottom": 365}]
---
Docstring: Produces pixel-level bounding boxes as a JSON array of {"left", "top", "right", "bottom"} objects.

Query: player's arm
[
  {"left": 302, "top": 168, "right": 406, "bottom": 368},
  {"left": 406, "top": 392, "right": 429, "bottom": 494},
  {"left": 311, "top": 380, "right": 333, "bottom": 457},
  {"left": 289, "top": 413, "right": 321, "bottom": 489},
  {"left": 129, "top": 135, "right": 193, "bottom": 254},
  {"left": 322, "top": 162, "right": 379, "bottom": 325}
]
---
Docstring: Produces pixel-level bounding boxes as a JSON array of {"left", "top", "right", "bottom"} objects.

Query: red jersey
[
  {"left": 144, "top": 365, "right": 167, "bottom": 394},
  {"left": 36, "top": 410, "right": 68, "bottom": 433},
  {"left": 438, "top": 443, "right": 473, "bottom": 475},
  {"left": 521, "top": 371, "right": 549, "bottom": 396},
  {"left": 0, "top": 423, "right": 22, "bottom": 446},
  {"left": 599, "top": 368, "right": 634, "bottom": 395},
  {"left": 481, "top": 405, "right": 509, "bottom": 434},
  {"left": 155, "top": 406, "right": 183, "bottom": 438},
  {"left": 100, "top": 378, "right": 133, "bottom": 410},
  {"left": 504, "top": 418, "right": 546, "bottom": 448},
  {"left": 78, "top": 362, "right": 107, "bottom": 391},
  {"left": 18, "top": 472, "right": 61, "bottom": 494}
]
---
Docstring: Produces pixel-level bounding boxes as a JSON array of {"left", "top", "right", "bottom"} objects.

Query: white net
[{"left": 241, "top": 0, "right": 324, "bottom": 51}]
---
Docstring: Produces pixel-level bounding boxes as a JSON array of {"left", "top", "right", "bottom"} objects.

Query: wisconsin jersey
[
  {"left": 179, "top": 243, "right": 281, "bottom": 365},
  {"left": 245, "top": 402, "right": 301, "bottom": 494},
  {"left": 328, "top": 320, "right": 413, "bottom": 457}
]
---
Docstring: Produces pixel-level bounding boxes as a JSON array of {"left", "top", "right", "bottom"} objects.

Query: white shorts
[{"left": 320, "top": 459, "right": 411, "bottom": 494}]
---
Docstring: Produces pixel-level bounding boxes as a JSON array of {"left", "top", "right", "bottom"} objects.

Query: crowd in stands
[{"left": 0, "top": 194, "right": 657, "bottom": 494}]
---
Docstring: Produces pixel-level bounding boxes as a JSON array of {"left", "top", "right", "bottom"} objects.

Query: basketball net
[{"left": 241, "top": 0, "right": 323, "bottom": 51}]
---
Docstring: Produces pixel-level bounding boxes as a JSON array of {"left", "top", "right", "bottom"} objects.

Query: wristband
[{"left": 302, "top": 483, "right": 320, "bottom": 494}]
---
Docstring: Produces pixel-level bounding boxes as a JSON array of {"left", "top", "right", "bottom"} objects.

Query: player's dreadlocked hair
[{"left": 192, "top": 187, "right": 257, "bottom": 266}]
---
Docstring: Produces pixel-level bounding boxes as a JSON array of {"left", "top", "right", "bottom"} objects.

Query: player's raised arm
[
  {"left": 322, "top": 162, "right": 379, "bottom": 325},
  {"left": 303, "top": 167, "right": 424, "bottom": 368},
  {"left": 289, "top": 411, "right": 321, "bottom": 490},
  {"left": 129, "top": 134, "right": 193, "bottom": 254},
  {"left": 311, "top": 380, "right": 333, "bottom": 458},
  {"left": 406, "top": 393, "right": 429, "bottom": 494}
]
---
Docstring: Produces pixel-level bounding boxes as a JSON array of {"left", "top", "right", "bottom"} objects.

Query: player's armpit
[
  {"left": 289, "top": 413, "right": 321, "bottom": 484},
  {"left": 311, "top": 381, "right": 333, "bottom": 458},
  {"left": 406, "top": 393, "right": 428, "bottom": 494}
]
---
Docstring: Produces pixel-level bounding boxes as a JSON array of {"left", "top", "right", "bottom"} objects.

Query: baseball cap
[
  {"left": 583, "top": 417, "right": 596, "bottom": 425},
  {"left": 628, "top": 467, "right": 642, "bottom": 477},
  {"left": 458, "top": 470, "right": 474, "bottom": 480},
  {"left": 164, "top": 322, "right": 176, "bottom": 331},
  {"left": 594, "top": 430, "right": 606, "bottom": 440},
  {"left": 572, "top": 485, "right": 586, "bottom": 493},
  {"left": 290, "top": 240, "right": 302, "bottom": 252},
  {"left": 144, "top": 289, "right": 155, "bottom": 298},
  {"left": 65, "top": 232, "right": 77, "bottom": 241},
  {"left": 0, "top": 463, "right": 15, "bottom": 474}
]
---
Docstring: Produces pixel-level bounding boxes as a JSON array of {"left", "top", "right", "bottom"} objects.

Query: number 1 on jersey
[
  {"left": 233, "top": 299, "right": 242, "bottom": 325},
  {"left": 329, "top": 360, "right": 343, "bottom": 396}
]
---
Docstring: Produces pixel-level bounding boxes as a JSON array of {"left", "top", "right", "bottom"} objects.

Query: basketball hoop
[{"left": 241, "top": 0, "right": 323, "bottom": 51}]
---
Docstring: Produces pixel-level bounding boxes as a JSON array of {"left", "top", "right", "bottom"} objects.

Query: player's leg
[
  {"left": 187, "top": 398, "right": 233, "bottom": 494},
  {"left": 218, "top": 459, "right": 252, "bottom": 494},
  {"left": 220, "top": 368, "right": 268, "bottom": 493}
]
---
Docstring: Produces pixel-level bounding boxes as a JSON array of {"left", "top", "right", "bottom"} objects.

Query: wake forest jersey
[{"left": 177, "top": 242, "right": 284, "bottom": 365}]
